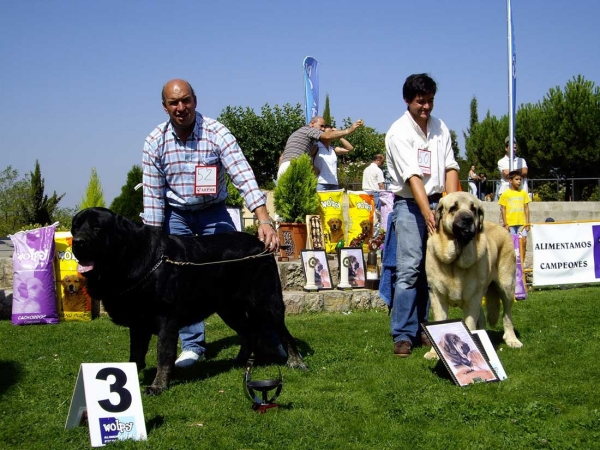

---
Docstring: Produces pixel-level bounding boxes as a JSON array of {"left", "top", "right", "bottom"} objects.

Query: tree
[
  {"left": 79, "top": 167, "right": 106, "bottom": 210},
  {"left": 21, "top": 160, "right": 65, "bottom": 226},
  {"left": 110, "top": 165, "right": 143, "bottom": 223},
  {"left": 273, "top": 154, "right": 319, "bottom": 223},
  {"left": 339, "top": 117, "right": 386, "bottom": 163},
  {"left": 520, "top": 75, "right": 600, "bottom": 199},
  {"left": 0, "top": 166, "right": 29, "bottom": 235},
  {"left": 464, "top": 108, "right": 509, "bottom": 178},
  {"left": 218, "top": 103, "right": 305, "bottom": 188},
  {"left": 322, "top": 93, "right": 332, "bottom": 125},
  {"left": 53, "top": 206, "right": 79, "bottom": 231},
  {"left": 464, "top": 75, "right": 600, "bottom": 200}
]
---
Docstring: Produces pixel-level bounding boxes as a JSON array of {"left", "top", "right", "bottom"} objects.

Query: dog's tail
[{"left": 485, "top": 283, "right": 501, "bottom": 327}]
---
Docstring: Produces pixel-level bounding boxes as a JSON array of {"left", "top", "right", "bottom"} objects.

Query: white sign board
[
  {"left": 531, "top": 222, "right": 600, "bottom": 286},
  {"left": 65, "top": 363, "right": 147, "bottom": 447},
  {"left": 471, "top": 330, "right": 507, "bottom": 380}
]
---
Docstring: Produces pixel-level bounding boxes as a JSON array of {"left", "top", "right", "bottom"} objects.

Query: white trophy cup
[{"left": 337, "top": 249, "right": 351, "bottom": 289}]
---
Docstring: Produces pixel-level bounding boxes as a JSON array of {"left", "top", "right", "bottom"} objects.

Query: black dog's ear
[{"left": 434, "top": 201, "right": 444, "bottom": 230}]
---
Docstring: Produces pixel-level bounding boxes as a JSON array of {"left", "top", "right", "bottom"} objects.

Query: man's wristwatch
[{"left": 258, "top": 220, "right": 273, "bottom": 227}]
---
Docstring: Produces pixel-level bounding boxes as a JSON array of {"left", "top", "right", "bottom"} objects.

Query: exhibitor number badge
[{"left": 195, "top": 165, "right": 218, "bottom": 195}]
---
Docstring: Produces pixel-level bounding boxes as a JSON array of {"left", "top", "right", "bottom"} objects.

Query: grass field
[{"left": 1, "top": 286, "right": 599, "bottom": 449}]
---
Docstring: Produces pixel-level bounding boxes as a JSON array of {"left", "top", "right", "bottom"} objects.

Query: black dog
[{"left": 71, "top": 207, "right": 306, "bottom": 394}]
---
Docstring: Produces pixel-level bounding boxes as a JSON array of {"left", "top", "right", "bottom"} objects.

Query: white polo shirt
[
  {"left": 498, "top": 155, "right": 529, "bottom": 195},
  {"left": 362, "top": 162, "right": 384, "bottom": 190},
  {"left": 385, "top": 110, "right": 459, "bottom": 197}
]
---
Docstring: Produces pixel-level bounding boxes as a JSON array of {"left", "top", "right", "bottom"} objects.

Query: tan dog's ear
[
  {"left": 434, "top": 201, "right": 444, "bottom": 230},
  {"left": 476, "top": 202, "right": 484, "bottom": 232},
  {"left": 78, "top": 276, "right": 86, "bottom": 287},
  {"left": 327, "top": 218, "right": 334, "bottom": 227},
  {"left": 61, "top": 277, "right": 68, "bottom": 287}
]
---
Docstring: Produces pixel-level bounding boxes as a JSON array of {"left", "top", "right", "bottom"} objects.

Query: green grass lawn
[{"left": 1, "top": 287, "right": 599, "bottom": 449}]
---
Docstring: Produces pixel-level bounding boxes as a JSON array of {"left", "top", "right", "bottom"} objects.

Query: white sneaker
[{"left": 175, "top": 350, "right": 205, "bottom": 368}]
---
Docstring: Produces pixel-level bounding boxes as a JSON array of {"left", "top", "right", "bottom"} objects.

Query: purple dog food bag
[
  {"left": 513, "top": 234, "right": 527, "bottom": 300},
  {"left": 9, "top": 223, "right": 59, "bottom": 325}
]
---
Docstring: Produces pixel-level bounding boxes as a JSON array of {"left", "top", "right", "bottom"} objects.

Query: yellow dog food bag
[
  {"left": 54, "top": 231, "right": 93, "bottom": 321},
  {"left": 347, "top": 191, "right": 375, "bottom": 252},
  {"left": 318, "top": 189, "right": 345, "bottom": 253}
]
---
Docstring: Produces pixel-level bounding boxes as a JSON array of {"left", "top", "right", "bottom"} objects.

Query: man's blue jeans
[
  {"left": 165, "top": 202, "right": 236, "bottom": 356},
  {"left": 390, "top": 199, "right": 431, "bottom": 344}
]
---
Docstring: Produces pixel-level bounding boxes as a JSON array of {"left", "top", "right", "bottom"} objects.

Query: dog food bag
[
  {"left": 54, "top": 231, "right": 93, "bottom": 321},
  {"left": 318, "top": 189, "right": 344, "bottom": 253},
  {"left": 347, "top": 191, "right": 375, "bottom": 252},
  {"left": 379, "top": 191, "right": 395, "bottom": 232},
  {"left": 9, "top": 223, "right": 59, "bottom": 325},
  {"left": 513, "top": 234, "right": 527, "bottom": 300}
]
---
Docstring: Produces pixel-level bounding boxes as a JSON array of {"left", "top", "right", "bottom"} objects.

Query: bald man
[
  {"left": 277, "top": 116, "right": 364, "bottom": 181},
  {"left": 142, "top": 79, "right": 280, "bottom": 368}
]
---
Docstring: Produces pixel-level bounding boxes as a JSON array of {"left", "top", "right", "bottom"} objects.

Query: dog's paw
[
  {"left": 287, "top": 359, "right": 308, "bottom": 371},
  {"left": 145, "top": 385, "right": 166, "bottom": 396},
  {"left": 505, "top": 338, "right": 523, "bottom": 348},
  {"left": 424, "top": 349, "right": 440, "bottom": 361}
]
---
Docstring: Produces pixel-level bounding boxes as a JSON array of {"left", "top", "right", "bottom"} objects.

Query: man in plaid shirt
[{"left": 142, "top": 79, "right": 279, "bottom": 368}]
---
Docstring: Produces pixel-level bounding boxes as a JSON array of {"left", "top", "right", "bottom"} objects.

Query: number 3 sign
[{"left": 65, "top": 363, "right": 147, "bottom": 447}]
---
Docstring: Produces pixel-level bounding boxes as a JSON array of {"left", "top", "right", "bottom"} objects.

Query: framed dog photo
[
  {"left": 300, "top": 250, "right": 333, "bottom": 290},
  {"left": 338, "top": 247, "right": 366, "bottom": 289},
  {"left": 422, "top": 319, "right": 499, "bottom": 386}
]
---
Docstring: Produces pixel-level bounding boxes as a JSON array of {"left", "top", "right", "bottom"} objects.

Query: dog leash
[
  {"left": 112, "top": 250, "right": 273, "bottom": 297},
  {"left": 162, "top": 249, "right": 273, "bottom": 267}
]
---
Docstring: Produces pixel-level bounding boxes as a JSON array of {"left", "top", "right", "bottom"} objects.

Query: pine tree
[
  {"left": 323, "top": 93, "right": 332, "bottom": 125},
  {"left": 79, "top": 167, "right": 106, "bottom": 210},
  {"left": 110, "top": 165, "right": 143, "bottom": 223},
  {"left": 21, "top": 160, "right": 65, "bottom": 225}
]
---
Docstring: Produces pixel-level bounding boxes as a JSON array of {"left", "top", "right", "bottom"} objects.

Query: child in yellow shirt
[{"left": 498, "top": 170, "right": 531, "bottom": 261}]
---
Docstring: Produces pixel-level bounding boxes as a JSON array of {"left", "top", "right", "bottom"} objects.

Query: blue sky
[{"left": 1, "top": 0, "right": 599, "bottom": 208}]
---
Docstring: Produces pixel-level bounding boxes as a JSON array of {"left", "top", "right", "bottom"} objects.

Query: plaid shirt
[{"left": 142, "top": 113, "right": 266, "bottom": 227}]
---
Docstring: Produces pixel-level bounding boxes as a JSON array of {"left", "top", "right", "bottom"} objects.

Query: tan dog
[
  {"left": 425, "top": 192, "right": 522, "bottom": 360},
  {"left": 61, "top": 274, "right": 89, "bottom": 312},
  {"left": 327, "top": 217, "right": 344, "bottom": 243}
]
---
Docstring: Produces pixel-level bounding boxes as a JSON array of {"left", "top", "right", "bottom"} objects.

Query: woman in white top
[
  {"left": 468, "top": 165, "right": 479, "bottom": 197},
  {"left": 313, "top": 125, "right": 353, "bottom": 191}
]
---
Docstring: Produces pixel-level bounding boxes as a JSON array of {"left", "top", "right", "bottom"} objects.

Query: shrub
[{"left": 273, "top": 154, "right": 320, "bottom": 223}]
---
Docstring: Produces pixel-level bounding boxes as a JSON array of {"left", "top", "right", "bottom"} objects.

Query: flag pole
[{"left": 507, "top": 0, "right": 515, "bottom": 171}]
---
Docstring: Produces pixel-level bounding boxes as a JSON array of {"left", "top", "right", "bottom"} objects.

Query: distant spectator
[
  {"left": 314, "top": 125, "right": 353, "bottom": 191},
  {"left": 467, "top": 165, "right": 479, "bottom": 197},
  {"left": 499, "top": 170, "right": 531, "bottom": 261},
  {"left": 478, "top": 172, "right": 488, "bottom": 200},
  {"left": 362, "top": 154, "right": 386, "bottom": 191},
  {"left": 497, "top": 136, "right": 528, "bottom": 199},
  {"left": 362, "top": 154, "right": 386, "bottom": 210}
]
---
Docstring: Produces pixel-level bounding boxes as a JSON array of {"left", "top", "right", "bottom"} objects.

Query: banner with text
[
  {"left": 531, "top": 222, "right": 600, "bottom": 286},
  {"left": 303, "top": 56, "right": 319, "bottom": 124}
]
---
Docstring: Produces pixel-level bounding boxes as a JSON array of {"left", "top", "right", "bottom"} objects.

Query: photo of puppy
[
  {"left": 439, "top": 332, "right": 496, "bottom": 385},
  {"left": 327, "top": 218, "right": 344, "bottom": 243},
  {"left": 13, "top": 276, "right": 43, "bottom": 314},
  {"left": 61, "top": 274, "right": 89, "bottom": 312},
  {"left": 312, "top": 258, "right": 331, "bottom": 289},
  {"left": 347, "top": 255, "right": 365, "bottom": 287}
]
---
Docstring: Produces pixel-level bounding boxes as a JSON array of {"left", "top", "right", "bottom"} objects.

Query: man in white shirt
[
  {"left": 497, "top": 136, "right": 528, "bottom": 199},
  {"left": 362, "top": 154, "right": 385, "bottom": 191},
  {"left": 382, "top": 73, "right": 459, "bottom": 358}
]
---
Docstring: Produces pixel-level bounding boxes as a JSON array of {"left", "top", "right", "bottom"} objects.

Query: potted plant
[{"left": 273, "top": 154, "right": 320, "bottom": 259}]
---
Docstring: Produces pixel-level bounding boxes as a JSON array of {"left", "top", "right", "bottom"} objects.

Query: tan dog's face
[
  {"left": 434, "top": 192, "right": 484, "bottom": 245},
  {"left": 327, "top": 218, "right": 342, "bottom": 233},
  {"left": 62, "top": 274, "right": 85, "bottom": 294},
  {"left": 359, "top": 220, "right": 372, "bottom": 235}
]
